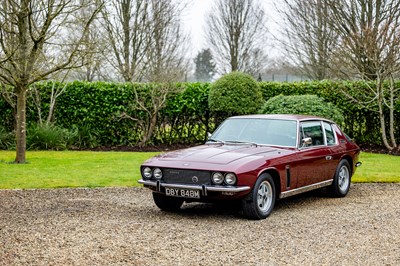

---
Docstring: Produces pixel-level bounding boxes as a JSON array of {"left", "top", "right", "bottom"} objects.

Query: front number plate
[{"left": 165, "top": 187, "right": 200, "bottom": 199}]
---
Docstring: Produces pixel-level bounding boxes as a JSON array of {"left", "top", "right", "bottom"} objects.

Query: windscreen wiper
[
  {"left": 207, "top": 138, "right": 225, "bottom": 144},
  {"left": 225, "top": 140, "right": 258, "bottom": 147}
]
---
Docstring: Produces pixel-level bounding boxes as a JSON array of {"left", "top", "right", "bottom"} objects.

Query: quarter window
[{"left": 323, "top": 122, "right": 336, "bottom": 145}]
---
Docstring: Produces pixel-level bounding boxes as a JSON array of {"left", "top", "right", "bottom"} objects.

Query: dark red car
[{"left": 139, "top": 114, "right": 361, "bottom": 219}]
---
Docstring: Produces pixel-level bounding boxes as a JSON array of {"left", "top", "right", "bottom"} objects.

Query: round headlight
[
  {"left": 212, "top": 172, "right": 224, "bottom": 184},
  {"left": 153, "top": 168, "right": 163, "bottom": 180},
  {"left": 225, "top": 173, "right": 237, "bottom": 185},
  {"left": 143, "top": 167, "right": 152, "bottom": 179}
]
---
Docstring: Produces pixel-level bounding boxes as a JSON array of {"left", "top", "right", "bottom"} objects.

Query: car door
[{"left": 296, "top": 121, "right": 332, "bottom": 188}]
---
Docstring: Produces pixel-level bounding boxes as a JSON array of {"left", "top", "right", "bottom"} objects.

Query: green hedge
[
  {"left": 258, "top": 80, "right": 399, "bottom": 145},
  {"left": 0, "top": 80, "right": 398, "bottom": 148},
  {"left": 0, "top": 81, "right": 212, "bottom": 148}
]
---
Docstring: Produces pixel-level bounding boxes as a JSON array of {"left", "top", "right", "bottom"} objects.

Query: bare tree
[
  {"left": 144, "top": 0, "right": 189, "bottom": 82},
  {"left": 29, "top": 81, "right": 68, "bottom": 125},
  {"left": 205, "top": 0, "right": 268, "bottom": 75},
  {"left": 278, "top": 0, "right": 338, "bottom": 80},
  {"left": 106, "top": 0, "right": 187, "bottom": 146},
  {"left": 101, "top": 0, "right": 187, "bottom": 82},
  {"left": 53, "top": 3, "right": 109, "bottom": 81},
  {"left": 119, "top": 83, "right": 181, "bottom": 147},
  {"left": 326, "top": 0, "right": 400, "bottom": 152},
  {"left": 102, "top": 0, "right": 150, "bottom": 82},
  {"left": 0, "top": 0, "right": 103, "bottom": 163},
  {"left": 70, "top": 4, "right": 108, "bottom": 82}
]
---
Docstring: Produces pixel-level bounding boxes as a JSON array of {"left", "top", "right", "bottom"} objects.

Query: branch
[
  {"left": 29, "top": 1, "right": 105, "bottom": 83},
  {"left": 117, "top": 111, "right": 145, "bottom": 130},
  {"left": 0, "top": 83, "right": 16, "bottom": 108}
]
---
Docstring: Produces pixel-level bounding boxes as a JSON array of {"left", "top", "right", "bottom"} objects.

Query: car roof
[{"left": 229, "top": 114, "right": 334, "bottom": 123}]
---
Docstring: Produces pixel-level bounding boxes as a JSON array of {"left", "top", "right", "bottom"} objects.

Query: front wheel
[
  {"left": 329, "top": 160, "right": 351, "bottom": 197},
  {"left": 242, "top": 174, "right": 276, "bottom": 220},
  {"left": 152, "top": 192, "right": 184, "bottom": 212}
]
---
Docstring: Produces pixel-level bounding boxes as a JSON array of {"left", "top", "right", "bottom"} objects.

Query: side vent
[{"left": 285, "top": 165, "right": 291, "bottom": 188}]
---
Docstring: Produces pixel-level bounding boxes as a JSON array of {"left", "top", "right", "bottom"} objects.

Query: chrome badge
[{"left": 192, "top": 176, "right": 199, "bottom": 183}]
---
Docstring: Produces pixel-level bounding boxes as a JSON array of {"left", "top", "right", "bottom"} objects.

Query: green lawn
[
  {"left": 0, "top": 151, "right": 158, "bottom": 189},
  {"left": 0, "top": 151, "right": 398, "bottom": 189},
  {"left": 352, "top": 152, "right": 400, "bottom": 183}
]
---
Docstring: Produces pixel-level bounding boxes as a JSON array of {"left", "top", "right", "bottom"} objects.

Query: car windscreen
[{"left": 210, "top": 118, "right": 297, "bottom": 147}]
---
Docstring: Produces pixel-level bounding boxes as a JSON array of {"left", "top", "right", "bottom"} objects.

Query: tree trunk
[
  {"left": 375, "top": 78, "right": 394, "bottom": 152},
  {"left": 138, "top": 112, "right": 158, "bottom": 147},
  {"left": 388, "top": 80, "right": 397, "bottom": 150},
  {"left": 377, "top": 94, "right": 393, "bottom": 151},
  {"left": 15, "top": 88, "right": 27, "bottom": 163}
]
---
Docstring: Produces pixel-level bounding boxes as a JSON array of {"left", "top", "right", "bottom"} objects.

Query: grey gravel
[{"left": 0, "top": 184, "right": 399, "bottom": 266}]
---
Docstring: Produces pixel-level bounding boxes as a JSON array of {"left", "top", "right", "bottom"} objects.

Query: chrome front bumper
[{"left": 138, "top": 179, "right": 251, "bottom": 196}]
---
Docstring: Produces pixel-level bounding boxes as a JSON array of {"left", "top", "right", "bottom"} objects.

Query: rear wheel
[
  {"left": 242, "top": 173, "right": 276, "bottom": 220},
  {"left": 152, "top": 192, "right": 184, "bottom": 212},
  {"left": 329, "top": 160, "right": 351, "bottom": 197}
]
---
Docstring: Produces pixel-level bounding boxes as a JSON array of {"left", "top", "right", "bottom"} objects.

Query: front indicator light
[{"left": 225, "top": 173, "right": 237, "bottom": 185}]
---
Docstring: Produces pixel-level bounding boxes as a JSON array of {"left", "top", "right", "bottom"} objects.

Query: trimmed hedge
[
  {"left": 209, "top": 72, "right": 264, "bottom": 116},
  {"left": 0, "top": 81, "right": 212, "bottom": 148},
  {"left": 0, "top": 80, "right": 398, "bottom": 148}
]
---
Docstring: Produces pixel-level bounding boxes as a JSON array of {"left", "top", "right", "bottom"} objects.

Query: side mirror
[
  {"left": 302, "top": 137, "right": 312, "bottom": 147},
  {"left": 207, "top": 132, "right": 212, "bottom": 139}
]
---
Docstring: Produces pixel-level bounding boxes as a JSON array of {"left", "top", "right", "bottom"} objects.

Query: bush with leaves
[
  {"left": 0, "top": 125, "right": 14, "bottom": 150},
  {"left": 209, "top": 72, "right": 264, "bottom": 117},
  {"left": 27, "top": 123, "right": 77, "bottom": 150},
  {"left": 72, "top": 124, "right": 100, "bottom": 149},
  {"left": 259, "top": 94, "right": 345, "bottom": 124},
  {"left": 160, "top": 82, "right": 211, "bottom": 144}
]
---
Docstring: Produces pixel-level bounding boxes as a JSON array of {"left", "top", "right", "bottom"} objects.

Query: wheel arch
[
  {"left": 259, "top": 168, "right": 281, "bottom": 199},
  {"left": 341, "top": 155, "right": 353, "bottom": 175}
]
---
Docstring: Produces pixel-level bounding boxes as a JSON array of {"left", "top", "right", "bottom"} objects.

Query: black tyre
[
  {"left": 329, "top": 160, "right": 351, "bottom": 197},
  {"left": 242, "top": 173, "right": 276, "bottom": 220},
  {"left": 152, "top": 192, "right": 184, "bottom": 212}
]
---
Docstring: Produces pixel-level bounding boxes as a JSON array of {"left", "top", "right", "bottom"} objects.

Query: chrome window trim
[{"left": 298, "top": 120, "right": 327, "bottom": 149}]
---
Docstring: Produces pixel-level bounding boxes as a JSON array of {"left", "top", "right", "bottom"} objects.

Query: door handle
[{"left": 326, "top": 156, "right": 332, "bottom": 160}]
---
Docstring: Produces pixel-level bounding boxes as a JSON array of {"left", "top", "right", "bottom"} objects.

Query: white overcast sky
[{"left": 182, "top": 0, "right": 282, "bottom": 58}]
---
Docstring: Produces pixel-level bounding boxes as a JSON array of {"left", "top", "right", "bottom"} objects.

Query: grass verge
[
  {"left": 352, "top": 152, "right": 400, "bottom": 183},
  {"left": 0, "top": 151, "right": 158, "bottom": 189},
  {"left": 0, "top": 151, "right": 398, "bottom": 189}
]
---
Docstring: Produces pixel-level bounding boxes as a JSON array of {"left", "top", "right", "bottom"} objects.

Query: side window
[
  {"left": 300, "top": 121, "right": 324, "bottom": 147},
  {"left": 323, "top": 122, "right": 336, "bottom": 145}
]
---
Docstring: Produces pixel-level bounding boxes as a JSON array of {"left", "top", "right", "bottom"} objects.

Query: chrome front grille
[{"left": 163, "top": 168, "right": 211, "bottom": 185}]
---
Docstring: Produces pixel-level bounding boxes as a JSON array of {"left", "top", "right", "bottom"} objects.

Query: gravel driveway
[{"left": 1, "top": 184, "right": 399, "bottom": 265}]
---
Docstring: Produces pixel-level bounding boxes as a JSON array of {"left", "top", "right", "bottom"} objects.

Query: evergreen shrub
[
  {"left": 209, "top": 72, "right": 264, "bottom": 116},
  {"left": 259, "top": 94, "right": 345, "bottom": 124}
]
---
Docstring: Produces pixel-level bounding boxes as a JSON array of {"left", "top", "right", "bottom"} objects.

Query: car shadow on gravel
[
  {"left": 156, "top": 188, "right": 332, "bottom": 220},
  {"left": 155, "top": 189, "right": 340, "bottom": 219},
  {"left": 176, "top": 201, "right": 243, "bottom": 219}
]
